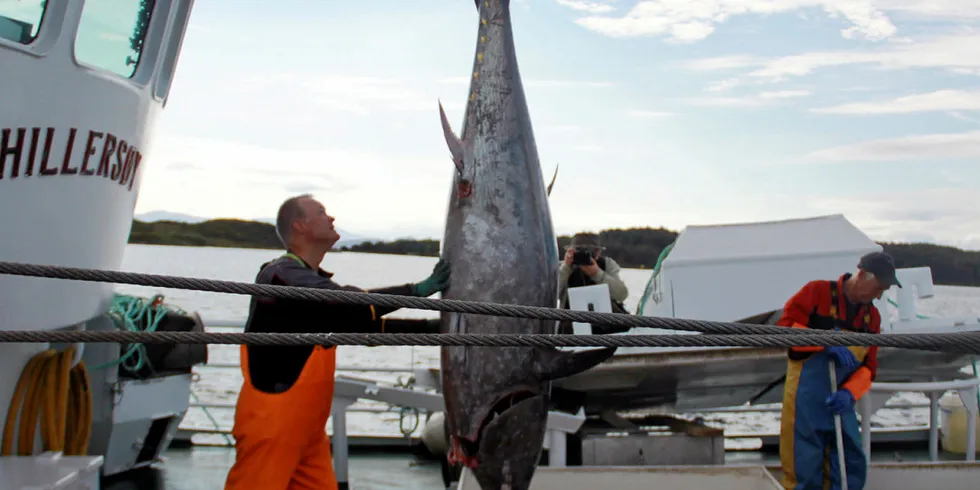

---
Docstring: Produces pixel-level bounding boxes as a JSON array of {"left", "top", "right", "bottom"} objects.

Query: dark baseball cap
[{"left": 858, "top": 251, "right": 902, "bottom": 288}]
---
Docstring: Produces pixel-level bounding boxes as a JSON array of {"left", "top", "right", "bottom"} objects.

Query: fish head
[{"left": 461, "top": 390, "right": 548, "bottom": 490}]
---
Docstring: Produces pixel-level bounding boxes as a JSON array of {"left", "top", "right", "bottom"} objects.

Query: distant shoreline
[{"left": 128, "top": 218, "right": 980, "bottom": 287}]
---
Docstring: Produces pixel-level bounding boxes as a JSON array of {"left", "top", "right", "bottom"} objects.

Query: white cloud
[
  {"left": 554, "top": 0, "right": 616, "bottom": 14},
  {"left": 875, "top": 0, "right": 980, "bottom": 20},
  {"left": 760, "top": 90, "right": 813, "bottom": 99},
  {"left": 688, "top": 30, "right": 980, "bottom": 86},
  {"left": 804, "top": 188, "right": 980, "bottom": 250},
  {"left": 623, "top": 109, "right": 675, "bottom": 118},
  {"left": 235, "top": 74, "right": 463, "bottom": 116},
  {"left": 136, "top": 134, "right": 452, "bottom": 235},
  {"left": 811, "top": 89, "right": 980, "bottom": 114},
  {"left": 563, "top": 0, "right": 902, "bottom": 43},
  {"left": 804, "top": 130, "right": 980, "bottom": 161},
  {"left": 526, "top": 79, "right": 615, "bottom": 88},
  {"left": 706, "top": 78, "right": 741, "bottom": 92},
  {"left": 572, "top": 144, "right": 605, "bottom": 152},
  {"left": 688, "top": 56, "right": 762, "bottom": 72},
  {"left": 684, "top": 89, "right": 812, "bottom": 107},
  {"left": 948, "top": 111, "right": 980, "bottom": 123},
  {"left": 549, "top": 124, "right": 587, "bottom": 131},
  {"left": 685, "top": 97, "right": 769, "bottom": 107}
]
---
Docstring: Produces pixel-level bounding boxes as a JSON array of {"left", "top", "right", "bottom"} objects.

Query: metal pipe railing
[
  {"left": 682, "top": 402, "right": 933, "bottom": 414},
  {"left": 187, "top": 402, "right": 394, "bottom": 413},
  {"left": 197, "top": 362, "right": 415, "bottom": 372},
  {"left": 185, "top": 318, "right": 429, "bottom": 439},
  {"left": 191, "top": 318, "right": 980, "bottom": 460},
  {"left": 862, "top": 378, "right": 980, "bottom": 462}
]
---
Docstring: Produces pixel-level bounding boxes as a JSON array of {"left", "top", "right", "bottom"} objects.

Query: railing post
[
  {"left": 929, "top": 392, "right": 939, "bottom": 461},
  {"left": 548, "top": 430, "right": 566, "bottom": 468},
  {"left": 965, "top": 386, "right": 977, "bottom": 462},
  {"left": 861, "top": 395, "right": 871, "bottom": 461},
  {"left": 332, "top": 397, "right": 355, "bottom": 490}
]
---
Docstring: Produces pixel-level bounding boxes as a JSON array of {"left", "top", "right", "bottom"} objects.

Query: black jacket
[{"left": 243, "top": 254, "right": 415, "bottom": 393}]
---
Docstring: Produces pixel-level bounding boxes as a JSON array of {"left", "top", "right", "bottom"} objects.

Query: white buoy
[{"left": 421, "top": 411, "right": 448, "bottom": 455}]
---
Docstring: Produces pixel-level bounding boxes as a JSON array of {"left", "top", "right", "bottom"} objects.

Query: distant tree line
[
  {"left": 128, "top": 219, "right": 980, "bottom": 287},
  {"left": 340, "top": 239, "right": 441, "bottom": 257},
  {"left": 129, "top": 219, "right": 283, "bottom": 249}
]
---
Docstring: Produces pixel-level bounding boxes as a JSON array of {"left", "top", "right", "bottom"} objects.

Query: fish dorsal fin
[
  {"left": 438, "top": 99, "right": 465, "bottom": 174},
  {"left": 531, "top": 346, "right": 617, "bottom": 382},
  {"left": 547, "top": 163, "right": 559, "bottom": 196}
]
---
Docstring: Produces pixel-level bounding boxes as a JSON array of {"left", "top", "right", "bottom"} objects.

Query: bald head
[
  {"left": 275, "top": 193, "right": 313, "bottom": 248},
  {"left": 274, "top": 194, "right": 340, "bottom": 253}
]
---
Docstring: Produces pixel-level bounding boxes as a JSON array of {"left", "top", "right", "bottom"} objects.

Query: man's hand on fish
[{"left": 411, "top": 258, "right": 451, "bottom": 297}]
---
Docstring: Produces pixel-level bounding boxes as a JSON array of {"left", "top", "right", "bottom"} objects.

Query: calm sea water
[{"left": 113, "top": 244, "right": 980, "bottom": 445}]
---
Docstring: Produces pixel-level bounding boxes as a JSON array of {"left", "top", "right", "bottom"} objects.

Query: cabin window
[
  {"left": 0, "top": 0, "right": 46, "bottom": 44},
  {"left": 74, "top": 0, "right": 155, "bottom": 78},
  {"left": 154, "top": 0, "right": 191, "bottom": 103}
]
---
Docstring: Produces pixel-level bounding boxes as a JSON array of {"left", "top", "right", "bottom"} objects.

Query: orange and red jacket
[{"left": 776, "top": 273, "right": 880, "bottom": 400}]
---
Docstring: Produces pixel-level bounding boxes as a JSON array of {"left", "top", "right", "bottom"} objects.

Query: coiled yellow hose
[{"left": 1, "top": 346, "right": 92, "bottom": 456}]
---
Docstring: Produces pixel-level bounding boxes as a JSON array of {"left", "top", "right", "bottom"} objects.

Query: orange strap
[
  {"left": 842, "top": 366, "right": 872, "bottom": 400},
  {"left": 788, "top": 322, "right": 825, "bottom": 353}
]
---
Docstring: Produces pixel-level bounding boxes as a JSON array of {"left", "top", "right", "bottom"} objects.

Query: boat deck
[
  {"left": 98, "top": 440, "right": 975, "bottom": 490},
  {"left": 102, "top": 446, "right": 447, "bottom": 490}
]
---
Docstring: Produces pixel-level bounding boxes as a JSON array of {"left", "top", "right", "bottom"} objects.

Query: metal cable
[
  {"left": 0, "top": 329, "right": 977, "bottom": 354},
  {"left": 0, "top": 261, "right": 855, "bottom": 336},
  {"left": 0, "top": 261, "right": 978, "bottom": 353}
]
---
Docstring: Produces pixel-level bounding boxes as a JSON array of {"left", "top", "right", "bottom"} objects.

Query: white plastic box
[{"left": 0, "top": 454, "right": 102, "bottom": 490}]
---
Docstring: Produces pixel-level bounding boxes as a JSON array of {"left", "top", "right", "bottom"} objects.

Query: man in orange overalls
[
  {"left": 224, "top": 194, "right": 451, "bottom": 490},
  {"left": 778, "top": 251, "right": 900, "bottom": 490}
]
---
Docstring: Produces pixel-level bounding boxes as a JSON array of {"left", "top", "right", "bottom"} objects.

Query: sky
[{"left": 131, "top": 0, "right": 980, "bottom": 248}]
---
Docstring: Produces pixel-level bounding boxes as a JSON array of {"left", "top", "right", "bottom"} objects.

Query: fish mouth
[{"left": 452, "top": 390, "right": 539, "bottom": 468}]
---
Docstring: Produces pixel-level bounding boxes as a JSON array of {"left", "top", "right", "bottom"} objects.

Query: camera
[{"left": 572, "top": 249, "right": 593, "bottom": 266}]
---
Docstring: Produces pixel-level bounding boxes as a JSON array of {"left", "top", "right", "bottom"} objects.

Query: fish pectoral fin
[
  {"left": 546, "top": 163, "right": 559, "bottom": 197},
  {"left": 531, "top": 346, "right": 617, "bottom": 382},
  {"left": 438, "top": 99, "right": 465, "bottom": 174}
]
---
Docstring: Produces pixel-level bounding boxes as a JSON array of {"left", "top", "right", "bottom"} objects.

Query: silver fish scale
[{"left": 436, "top": 1, "right": 586, "bottom": 489}]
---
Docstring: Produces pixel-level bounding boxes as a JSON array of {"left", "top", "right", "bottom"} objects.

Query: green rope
[
  {"left": 636, "top": 242, "right": 674, "bottom": 315},
  {"left": 886, "top": 297, "right": 928, "bottom": 320},
  {"left": 90, "top": 294, "right": 230, "bottom": 443},
  {"left": 89, "top": 293, "right": 184, "bottom": 372}
]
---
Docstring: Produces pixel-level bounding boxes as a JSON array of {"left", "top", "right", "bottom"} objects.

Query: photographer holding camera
[{"left": 556, "top": 233, "right": 630, "bottom": 334}]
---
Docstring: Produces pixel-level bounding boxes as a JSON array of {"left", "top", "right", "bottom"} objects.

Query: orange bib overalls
[{"left": 224, "top": 343, "right": 338, "bottom": 490}]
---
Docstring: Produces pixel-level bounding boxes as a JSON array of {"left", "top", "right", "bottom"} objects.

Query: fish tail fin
[{"left": 532, "top": 346, "right": 616, "bottom": 382}]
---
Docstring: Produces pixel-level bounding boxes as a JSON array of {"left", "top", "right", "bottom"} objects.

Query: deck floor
[
  {"left": 98, "top": 442, "right": 973, "bottom": 489},
  {"left": 101, "top": 446, "right": 446, "bottom": 490}
]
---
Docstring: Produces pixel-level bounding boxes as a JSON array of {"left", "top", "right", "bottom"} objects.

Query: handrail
[
  {"left": 190, "top": 320, "right": 979, "bottom": 461},
  {"left": 694, "top": 401, "right": 933, "bottom": 414},
  {"left": 198, "top": 362, "right": 415, "bottom": 373},
  {"left": 187, "top": 402, "right": 397, "bottom": 413},
  {"left": 861, "top": 378, "right": 979, "bottom": 462},
  {"left": 184, "top": 322, "right": 424, "bottom": 441},
  {"left": 872, "top": 378, "right": 980, "bottom": 392}
]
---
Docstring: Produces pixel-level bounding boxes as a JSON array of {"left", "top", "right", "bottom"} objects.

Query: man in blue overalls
[{"left": 777, "top": 251, "right": 901, "bottom": 489}]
